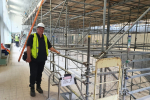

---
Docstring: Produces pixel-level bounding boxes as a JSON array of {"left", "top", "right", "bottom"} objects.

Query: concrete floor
[{"left": 0, "top": 44, "right": 64, "bottom": 100}]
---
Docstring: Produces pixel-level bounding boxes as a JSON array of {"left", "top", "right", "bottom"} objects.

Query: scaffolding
[{"left": 21, "top": 0, "right": 150, "bottom": 100}]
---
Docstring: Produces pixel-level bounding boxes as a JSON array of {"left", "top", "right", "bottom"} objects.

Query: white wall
[
  {"left": 2, "top": 0, "right": 11, "bottom": 44},
  {"left": 9, "top": 13, "right": 23, "bottom": 33}
]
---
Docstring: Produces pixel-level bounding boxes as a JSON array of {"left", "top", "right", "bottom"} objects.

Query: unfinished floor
[{"left": 0, "top": 44, "right": 64, "bottom": 100}]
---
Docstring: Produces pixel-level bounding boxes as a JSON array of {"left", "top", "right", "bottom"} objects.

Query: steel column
[
  {"left": 50, "top": 0, "right": 52, "bottom": 70},
  {"left": 106, "top": 1, "right": 110, "bottom": 49},
  {"left": 85, "top": 35, "right": 91, "bottom": 100},
  {"left": 102, "top": 0, "right": 107, "bottom": 52},
  {"left": 130, "top": 0, "right": 140, "bottom": 99},
  {"left": 82, "top": 0, "right": 85, "bottom": 45},
  {"left": 41, "top": 4, "right": 42, "bottom": 22},
  {"left": 65, "top": 0, "right": 68, "bottom": 73}
]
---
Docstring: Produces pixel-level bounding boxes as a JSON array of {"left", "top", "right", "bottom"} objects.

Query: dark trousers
[
  {"left": 29, "top": 61, "right": 45, "bottom": 86},
  {"left": 15, "top": 41, "right": 19, "bottom": 47}
]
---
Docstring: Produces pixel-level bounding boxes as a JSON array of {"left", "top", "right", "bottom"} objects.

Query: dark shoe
[
  {"left": 36, "top": 86, "right": 43, "bottom": 93},
  {"left": 30, "top": 88, "right": 36, "bottom": 97}
]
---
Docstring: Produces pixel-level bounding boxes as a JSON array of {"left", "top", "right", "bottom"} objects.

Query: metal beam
[
  {"left": 43, "top": 1, "right": 65, "bottom": 16},
  {"left": 69, "top": 0, "right": 136, "bottom": 20},
  {"left": 127, "top": 58, "right": 150, "bottom": 63},
  {"left": 128, "top": 86, "right": 150, "bottom": 94},
  {"left": 129, "top": 73, "right": 150, "bottom": 79},
  {"left": 127, "top": 68, "right": 150, "bottom": 72}
]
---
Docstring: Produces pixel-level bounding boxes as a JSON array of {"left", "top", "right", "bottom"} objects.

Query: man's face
[{"left": 37, "top": 27, "right": 44, "bottom": 35}]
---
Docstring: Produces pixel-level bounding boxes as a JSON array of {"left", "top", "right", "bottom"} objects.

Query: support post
[
  {"left": 106, "top": 1, "right": 110, "bottom": 49},
  {"left": 65, "top": 0, "right": 68, "bottom": 73},
  {"left": 50, "top": 0, "right": 52, "bottom": 72},
  {"left": 86, "top": 35, "right": 91, "bottom": 100},
  {"left": 103, "top": 1, "right": 110, "bottom": 97},
  {"left": 82, "top": 0, "right": 85, "bottom": 46},
  {"left": 102, "top": 0, "right": 107, "bottom": 52},
  {"left": 100, "top": 0, "right": 107, "bottom": 98},
  {"left": 130, "top": 0, "right": 140, "bottom": 99},
  {"left": 41, "top": 4, "right": 42, "bottom": 22}
]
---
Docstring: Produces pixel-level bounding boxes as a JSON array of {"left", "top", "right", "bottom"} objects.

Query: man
[
  {"left": 24, "top": 11, "right": 28, "bottom": 17},
  {"left": 26, "top": 23, "right": 60, "bottom": 97},
  {"left": 15, "top": 34, "right": 19, "bottom": 47}
]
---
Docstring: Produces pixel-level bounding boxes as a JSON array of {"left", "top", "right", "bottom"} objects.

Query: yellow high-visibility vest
[
  {"left": 31, "top": 33, "right": 48, "bottom": 59},
  {"left": 15, "top": 36, "right": 19, "bottom": 41}
]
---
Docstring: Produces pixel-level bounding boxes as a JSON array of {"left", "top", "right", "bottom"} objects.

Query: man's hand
[
  {"left": 56, "top": 51, "right": 60, "bottom": 54},
  {"left": 49, "top": 47, "right": 60, "bottom": 54},
  {"left": 26, "top": 57, "right": 31, "bottom": 62}
]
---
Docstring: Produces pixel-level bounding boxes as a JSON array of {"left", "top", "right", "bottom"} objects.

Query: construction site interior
[{"left": 1, "top": 0, "right": 150, "bottom": 100}]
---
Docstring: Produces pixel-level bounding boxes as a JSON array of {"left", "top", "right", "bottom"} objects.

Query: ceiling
[
  {"left": 23, "top": 0, "right": 150, "bottom": 29},
  {"left": 7, "top": 0, "right": 39, "bottom": 17}
]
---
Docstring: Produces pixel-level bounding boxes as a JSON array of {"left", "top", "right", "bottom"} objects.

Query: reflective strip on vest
[
  {"left": 15, "top": 36, "right": 19, "bottom": 41},
  {"left": 31, "top": 33, "right": 49, "bottom": 59}
]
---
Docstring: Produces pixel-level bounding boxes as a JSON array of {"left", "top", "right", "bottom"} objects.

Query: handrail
[
  {"left": 50, "top": 51, "right": 85, "bottom": 65},
  {"left": 49, "top": 61, "right": 85, "bottom": 83},
  {"left": 44, "top": 67, "right": 84, "bottom": 100}
]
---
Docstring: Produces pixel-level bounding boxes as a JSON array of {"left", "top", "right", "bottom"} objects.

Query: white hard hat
[{"left": 37, "top": 23, "right": 45, "bottom": 28}]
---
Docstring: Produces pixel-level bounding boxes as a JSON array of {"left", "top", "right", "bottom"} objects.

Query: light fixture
[
  {"left": 9, "top": 5, "right": 21, "bottom": 10},
  {"left": 9, "top": 11, "right": 22, "bottom": 17},
  {"left": 10, "top": 10, "right": 20, "bottom": 14},
  {"left": 9, "top": 0, "right": 23, "bottom": 4}
]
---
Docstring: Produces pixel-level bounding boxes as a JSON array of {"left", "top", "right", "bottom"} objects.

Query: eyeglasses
[{"left": 38, "top": 27, "right": 44, "bottom": 30}]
